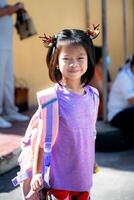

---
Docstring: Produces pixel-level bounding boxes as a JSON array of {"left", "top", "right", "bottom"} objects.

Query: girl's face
[{"left": 58, "top": 44, "right": 88, "bottom": 83}]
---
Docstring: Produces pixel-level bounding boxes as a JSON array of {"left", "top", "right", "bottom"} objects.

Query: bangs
[{"left": 56, "top": 39, "right": 83, "bottom": 50}]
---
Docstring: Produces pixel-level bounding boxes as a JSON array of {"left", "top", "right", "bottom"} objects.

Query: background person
[
  {"left": 108, "top": 55, "right": 134, "bottom": 134},
  {"left": 0, "top": 0, "right": 29, "bottom": 128}
]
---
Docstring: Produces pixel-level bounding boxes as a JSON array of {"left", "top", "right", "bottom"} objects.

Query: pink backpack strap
[
  {"left": 37, "top": 87, "right": 59, "bottom": 148},
  {"left": 37, "top": 87, "right": 59, "bottom": 188},
  {"left": 12, "top": 86, "right": 59, "bottom": 187}
]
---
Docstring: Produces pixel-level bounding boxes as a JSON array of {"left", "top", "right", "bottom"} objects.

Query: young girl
[{"left": 16, "top": 27, "right": 100, "bottom": 200}]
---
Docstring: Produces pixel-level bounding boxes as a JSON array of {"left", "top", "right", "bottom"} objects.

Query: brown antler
[
  {"left": 39, "top": 33, "right": 53, "bottom": 48},
  {"left": 86, "top": 24, "right": 100, "bottom": 39}
]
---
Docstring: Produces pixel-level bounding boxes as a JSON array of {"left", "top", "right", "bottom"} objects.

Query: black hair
[
  {"left": 130, "top": 54, "right": 134, "bottom": 66},
  {"left": 94, "top": 46, "right": 102, "bottom": 64},
  {"left": 125, "top": 54, "right": 134, "bottom": 65},
  {"left": 46, "top": 29, "right": 95, "bottom": 86}
]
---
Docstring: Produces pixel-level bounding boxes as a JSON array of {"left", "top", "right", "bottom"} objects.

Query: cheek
[
  {"left": 58, "top": 63, "right": 66, "bottom": 74},
  {"left": 82, "top": 60, "right": 88, "bottom": 71},
  {"left": 58, "top": 59, "right": 63, "bottom": 70}
]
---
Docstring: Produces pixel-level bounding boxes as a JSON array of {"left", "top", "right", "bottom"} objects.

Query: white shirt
[
  {"left": 108, "top": 63, "right": 134, "bottom": 121},
  {"left": 0, "top": 0, "right": 13, "bottom": 49}
]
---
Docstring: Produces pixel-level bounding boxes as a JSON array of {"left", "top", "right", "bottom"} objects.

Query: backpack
[{"left": 12, "top": 87, "right": 59, "bottom": 199}]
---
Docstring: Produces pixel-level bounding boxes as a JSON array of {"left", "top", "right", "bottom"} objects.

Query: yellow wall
[
  {"left": 8, "top": 0, "right": 134, "bottom": 105},
  {"left": 90, "top": 0, "right": 134, "bottom": 77}
]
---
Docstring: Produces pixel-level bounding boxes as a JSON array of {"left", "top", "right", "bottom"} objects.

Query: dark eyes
[
  {"left": 62, "top": 57, "right": 69, "bottom": 60},
  {"left": 78, "top": 57, "right": 84, "bottom": 60},
  {"left": 62, "top": 57, "right": 85, "bottom": 60}
]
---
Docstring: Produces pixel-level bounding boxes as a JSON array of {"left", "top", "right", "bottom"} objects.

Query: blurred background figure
[
  {"left": 0, "top": 0, "right": 29, "bottom": 128},
  {"left": 108, "top": 55, "right": 134, "bottom": 134},
  {"left": 90, "top": 46, "right": 111, "bottom": 120}
]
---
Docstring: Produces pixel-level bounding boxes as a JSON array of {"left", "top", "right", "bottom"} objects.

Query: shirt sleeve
[
  {"left": 91, "top": 87, "right": 99, "bottom": 139},
  {"left": 117, "top": 73, "right": 134, "bottom": 100}
]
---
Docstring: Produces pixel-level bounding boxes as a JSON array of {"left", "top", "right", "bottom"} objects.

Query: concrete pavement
[
  {"left": 0, "top": 149, "right": 134, "bottom": 200},
  {"left": 92, "top": 149, "right": 134, "bottom": 200},
  {"left": 0, "top": 107, "right": 36, "bottom": 175}
]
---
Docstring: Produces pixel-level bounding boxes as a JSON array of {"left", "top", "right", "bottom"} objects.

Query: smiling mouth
[{"left": 68, "top": 70, "right": 80, "bottom": 73}]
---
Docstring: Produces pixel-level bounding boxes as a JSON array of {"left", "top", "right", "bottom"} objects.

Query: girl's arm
[{"left": 31, "top": 136, "right": 44, "bottom": 191}]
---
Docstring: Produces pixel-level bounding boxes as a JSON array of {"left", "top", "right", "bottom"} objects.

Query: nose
[{"left": 69, "top": 59, "right": 79, "bottom": 68}]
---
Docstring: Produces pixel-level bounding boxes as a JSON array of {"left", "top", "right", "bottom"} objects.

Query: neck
[{"left": 62, "top": 79, "right": 85, "bottom": 94}]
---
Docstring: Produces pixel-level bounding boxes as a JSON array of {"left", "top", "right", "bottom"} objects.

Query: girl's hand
[
  {"left": 30, "top": 173, "right": 44, "bottom": 191},
  {"left": 93, "top": 162, "right": 100, "bottom": 173}
]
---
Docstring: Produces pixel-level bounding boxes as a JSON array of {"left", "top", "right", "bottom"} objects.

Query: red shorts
[{"left": 50, "top": 189, "right": 90, "bottom": 200}]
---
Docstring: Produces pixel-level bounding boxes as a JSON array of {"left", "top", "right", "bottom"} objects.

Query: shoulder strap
[
  {"left": 37, "top": 86, "right": 59, "bottom": 188},
  {"left": 12, "top": 86, "right": 59, "bottom": 187},
  {"left": 37, "top": 86, "right": 59, "bottom": 147}
]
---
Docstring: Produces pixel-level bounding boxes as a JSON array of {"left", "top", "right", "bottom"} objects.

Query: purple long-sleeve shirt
[{"left": 50, "top": 84, "right": 99, "bottom": 191}]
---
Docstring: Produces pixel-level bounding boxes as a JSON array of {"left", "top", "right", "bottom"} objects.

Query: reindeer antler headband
[
  {"left": 39, "top": 24, "right": 100, "bottom": 48},
  {"left": 39, "top": 33, "right": 54, "bottom": 48},
  {"left": 86, "top": 24, "right": 100, "bottom": 39}
]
